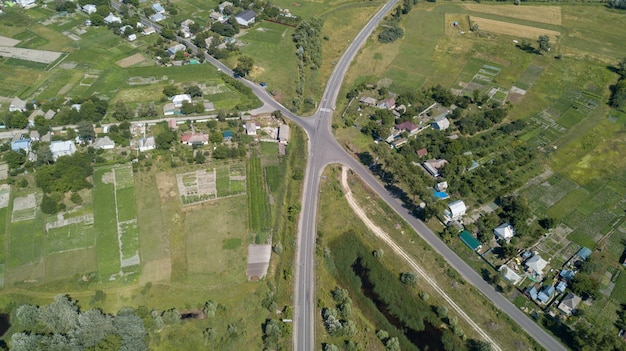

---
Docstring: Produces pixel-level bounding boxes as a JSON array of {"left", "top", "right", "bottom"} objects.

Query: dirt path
[{"left": 341, "top": 167, "right": 502, "bottom": 351}]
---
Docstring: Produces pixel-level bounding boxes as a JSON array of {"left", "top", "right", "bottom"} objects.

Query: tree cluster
[
  {"left": 293, "top": 18, "right": 323, "bottom": 69},
  {"left": 35, "top": 151, "right": 94, "bottom": 194},
  {"left": 11, "top": 295, "right": 147, "bottom": 351},
  {"left": 610, "top": 58, "right": 626, "bottom": 109}
]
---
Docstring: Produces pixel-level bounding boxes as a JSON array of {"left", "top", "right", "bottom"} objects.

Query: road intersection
[{"left": 110, "top": 3, "right": 570, "bottom": 350}]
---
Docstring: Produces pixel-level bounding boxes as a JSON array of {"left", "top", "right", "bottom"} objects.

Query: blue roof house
[
  {"left": 152, "top": 3, "right": 165, "bottom": 13},
  {"left": 223, "top": 130, "right": 233, "bottom": 141},
  {"left": 526, "top": 286, "right": 538, "bottom": 300},
  {"left": 556, "top": 281, "right": 567, "bottom": 293},
  {"left": 11, "top": 138, "right": 31, "bottom": 152},
  {"left": 560, "top": 269, "right": 576, "bottom": 281},
  {"left": 577, "top": 247, "right": 592, "bottom": 260},
  {"left": 537, "top": 285, "right": 555, "bottom": 303}
]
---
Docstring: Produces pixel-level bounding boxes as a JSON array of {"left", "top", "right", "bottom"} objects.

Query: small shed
[
  {"left": 459, "top": 230, "right": 482, "bottom": 251},
  {"left": 223, "top": 130, "right": 233, "bottom": 141},
  {"left": 577, "top": 247, "right": 592, "bottom": 261}
]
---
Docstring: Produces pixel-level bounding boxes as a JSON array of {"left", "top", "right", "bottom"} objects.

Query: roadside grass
[
  {"left": 316, "top": 166, "right": 541, "bottom": 351},
  {"left": 45, "top": 222, "right": 95, "bottom": 254},
  {"left": 239, "top": 22, "right": 298, "bottom": 104},
  {"left": 93, "top": 168, "right": 121, "bottom": 277}
]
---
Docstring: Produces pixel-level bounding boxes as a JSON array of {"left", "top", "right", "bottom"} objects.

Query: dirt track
[{"left": 341, "top": 166, "right": 502, "bottom": 351}]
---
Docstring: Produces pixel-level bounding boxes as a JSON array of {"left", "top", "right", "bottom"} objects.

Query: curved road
[{"left": 143, "top": 3, "right": 568, "bottom": 350}]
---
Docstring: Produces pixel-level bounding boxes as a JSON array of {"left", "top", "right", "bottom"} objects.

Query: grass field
[
  {"left": 46, "top": 222, "right": 95, "bottom": 254},
  {"left": 246, "top": 156, "right": 270, "bottom": 235},
  {"left": 93, "top": 168, "right": 121, "bottom": 277},
  {"left": 462, "top": 4, "right": 562, "bottom": 25}
]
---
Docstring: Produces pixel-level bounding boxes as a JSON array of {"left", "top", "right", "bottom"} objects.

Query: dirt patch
[
  {"left": 0, "top": 46, "right": 62, "bottom": 64},
  {"left": 13, "top": 194, "right": 36, "bottom": 211},
  {"left": 0, "top": 163, "right": 7, "bottom": 181},
  {"left": 156, "top": 172, "right": 177, "bottom": 202},
  {"left": 116, "top": 53, "right": 146, "bottom": 68},
  {"left": 101, "top": 171, "right": 114, "bottom": 184},
  {"left": 0, "top": 36, "right": 20, "bottom": 47},
  {"left": 463, "top": 4, "right": 561, "bottom": 26},
  {"left": 58, "top": 83, "right": 74, "bottom": 95},
  {"left": 141, "top": 257, "right": 172, "bottom": 283},
  {"left": 0, "top": 184, "right": 9, "bottom": 209},
  {"left": 469, "top": 16, "right": 560, "bottom": 42}
]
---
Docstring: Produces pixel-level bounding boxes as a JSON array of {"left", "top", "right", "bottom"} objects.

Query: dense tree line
[
  {"left": 609, "top": 0, "right": 626, "bottom": 9},
  {"left": 293, "top": 18, "right": 323, "bottom": 69},
  {"left": 11, "top": 295, "right": 147, "bottom": 351},
  {"left": 610, "top": 58, "right": 626, "bottom": 109}
]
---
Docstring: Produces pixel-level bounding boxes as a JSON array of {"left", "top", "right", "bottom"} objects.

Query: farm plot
[
  {"left": 11, "top": 193, "right": 37, "bottom": 222},
  {"left": 462, "top": 4, "right": 562, "bottom": 26},
  {"left": 468, "top": 16, "right": 560, "bottom": 42},
  {"left": 180, "top": 165, "right": 247, "bottom": 205},
  {"left": 247, "top": 156, "right": 270, "bottom": 237},
  {"left": 45, "top": 221, "right": 95, "bottom": 254},
  {"left": 93, "top": 165, "right": 140, "bottom": 277},
  {"left": 453, "top": 59, "right": 503, "bottom": 97}
]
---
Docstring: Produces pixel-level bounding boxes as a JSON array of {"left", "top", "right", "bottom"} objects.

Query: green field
[
  {"left": 46, "top": 222, "right": 96, "bottom": 254},
  {"left": 246, "top": 156, "right": 270, "bottom": 235},
  {"left": 7, "top": 219, "right": 44, "bottom": 268},
  {"left": 93, "top": 168, "right": 121, "bottom": 276}
]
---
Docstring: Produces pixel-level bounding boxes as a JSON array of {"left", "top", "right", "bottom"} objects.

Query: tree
[
  {"left": 112, "top": 101, "right": 133, "bottom": 121},
  {"left": 15, "top": 304, "right": 40, "bottom": 330},
  {"left": 399, "top": 272, "right": 419, "bottom": 286},
  {"left": 162, "top": 85, "right": 180, "bottom": 98},
  {"left": 36, "top": 144, "right": 53, "bottom": 165},
  {"left": 470, "top": 23, "right": 479, "bottom": 32},
  {"left": 385, "top": 336, "right": 401, "bottom": 351},
  {"left": 4, "top": 150, "right": 26, "bottom": 169},
  {"left": 155, "top": 129, "right": 177, "bottom": 150},
  {"left": 180, "top": 101, "right": 196, "bottom": 115},
  {"left": 538, "top": 35, "right": 551, "bottom": 53},
  {"left": 617, "top": 57, "right": 626, "bottom": 77},
  {"left": 378, "top": 26, "right": 404, "bottom": 43},
  {"left": 571, "top": 274, "right": 599, "bottom": 299},
  {"left": 184, "top": 85, "right": 203, "bottom": 97},
  {"left": 233, "top": 55, "right": 254, "bottom": 77},
  {"left": 76, "top": 309, "right": 115, "bottom": 348},
  {"left": 77, "top": 120, "right": 95, "bottom": 142},
  {"left": 41, "top": 194, "right": 59, "bottom": 214},
  {"left": 39, "top": 294, "right": 80, "bottom": 334},
  {"left": 209, "top": 132, "right": 223, "bottom": 143}
]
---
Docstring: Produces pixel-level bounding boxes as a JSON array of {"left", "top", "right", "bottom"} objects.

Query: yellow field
[
  {"left": 116, "top": 53, "right": 146, "bottom": 67},
  {"left": 463, "top": 4, "right": 562, "bottom": 25},
  {"left": 469, "top": 16, "right": 560, "bottom": 42}
]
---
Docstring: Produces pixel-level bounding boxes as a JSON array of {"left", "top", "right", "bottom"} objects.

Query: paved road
[{"left": 96, "top": 5, "right": 567, "bottom": 350}]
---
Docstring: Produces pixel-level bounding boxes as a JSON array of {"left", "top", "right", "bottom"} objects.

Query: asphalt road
[{"left": 95, "top": 6, "right": 567, "bottom": 350}]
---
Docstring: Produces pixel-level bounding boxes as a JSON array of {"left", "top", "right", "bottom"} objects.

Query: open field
[
  {"left": 463, "top": 4, "right": 562, "bottom": 25},
  {"left": 469, "top": 16, "right": 560, "bottom": 42},
  {"left": 116, "top": 53, "right": 146, "bottom": 68},
  {"left": 247, "top": 156, "right": 270, "bottom": 237}
]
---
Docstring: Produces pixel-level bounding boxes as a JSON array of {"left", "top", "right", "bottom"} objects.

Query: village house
[
  {"left": 210, "top": 11, "right": 225, "bottom": 22},
  {"left": 245, "top": 121, "right": 257, "bottom": 136},
  {"left": 150, "top": 13, "right": 166, "bottom": 22},
  {"left": 168, "top": 44, "right": 186, "bottom": 56},
  {"left": 143, "top": 26, "right": 156, "bottom": 35},
  {"left": 435, "top": 181, "right": 448, "bottom": 192},
  {"left": 171, "top": 94, "right": 192, "bottom": 107},
  {"left": 525, "top": 254, "right": 548, "bottom": 276},
  {"left": 50, "top": 140, "right": 77, "bottom": 161},
  {"left": 138, "top": 136, "right": 155, "bottom": 152},
  {"left": 180, "top": 133, "right": 209, "bottom": 146},
  {"left": 44, "top": 110, "right": 56, "bottom": 120},
  {"left": 416, "top": 147, "right": 428, "bottom": 158},
  {"left": 15, "top": 0, "right": 36, "bottom": 8},
  {"left": 432, "top": 116, "right": 450, "bottom": 130},
  {"left": 219, "top": 1, "right": 233, "bottom": 13},
  {"left": 377, "top": 97, "right": 395, "bottom": 110},
  {"left": 152, "top": 3, "right": 165, "bottom": 14},
  {"left": 235, "top": 10, "right": 257, "bottom": 26},
  {"left": 278, "top": 124, "right": 290, "bottom": 144},
  {"left": 82, "top": 4, "right": 97, "bottom": 14},
  {"left": 28, "top": 109, "right": 44, "bottom": 126},
  {"left": 558, "top": 292, "right": 582, "bottom": 316},
  {"left": 359, "top": 96, "right": 377, "bottom": 106},
  {"left": 11, "top": 137, "right": 31, "bottom": 152},
  {"left": 104, "top": 13, "right": 122, "bottom": 24},
  {"left": 93, "top": 136, "right": 115, "bottom": 150},
  {"left": 446, "top": 200, "right": 466, "bottom": 220},
  {"left": 422, "top": 159, "right": 448, "bottom": 177},
  {"left": 394, "top": 121, "right": 420, "bottom": 135},
  {"left": 494, "top": 223, "right": 515, "bottom": 242},
  {"left": 537, "top": 285, "right": 555, "bottom": 304},
  {"left": 9, "top": 97, "right": 27, "bottom": 112},
  {"left": 499, "top": 265, "right": 522, "bottom": 285}
]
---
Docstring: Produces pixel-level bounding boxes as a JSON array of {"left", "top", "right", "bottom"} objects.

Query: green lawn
[
  {"left": 8, "top": 219, "right": 44, "bottom": 267},
  {"left": 116, "top": 187, "right": 138, "bottom": 223}
]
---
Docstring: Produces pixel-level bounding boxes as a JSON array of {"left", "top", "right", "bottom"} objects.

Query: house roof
[
  {"left": 560, "top": 269, "right": 575, "bottom": 281},
  {"left": 236, "top": 9, "right": 257, "bottom": 22},
  {"left": 44, "top": 110, "right": 56, "bottom": 120},
  {"left": 459, "top": 230, "right": 481, "bottom": 251},
  {"left": 395, "top": 121, "right": 418, "bottom": 132},
  {"left": 577, "top": 247, "right": 592, "bottom": 260},
  {"left": 556, "top": 281, "right": 567, "bottom": 293},
  {"left": 172, "top": 94, "right": 191, "bottom": 104},
  {"left": 278, "top": 124, "right": 290, "bottom": 141},
  {"left": 494, "top": 223, "right": 515, "bottom": 240},
  {"left": 152, "top": 3, "right": 165, "bottom": 12},
  {"left": 433, "top": 117, "right": 450, "bottom": 130},
  {"left": 93, "top": 136, "right": 115, "bottom": 149},
  {"left": 359, "top": 96, "right": 377, "bottom": 105},
  {"left": 525, "top": 254, "right": 548, "bottom": 274},
  {"left": 150, "top": 13, "right": 166, "bottom": 21},
  {"left": 417, "top": 148, "right": 428, "bottom": 157},
  {"left": 558, "top": 292, "right": 581, "bottom": 315},
  {"left": 527, "top": 286, "right": 538, "bottom": 300},
  {"left": 448, "top": 200, "right": 466, "bottom": 217},
  {"left": 104, "top": 13, "right": 121, "bottom": 23},
  {"left": 50, "top": 140, "right": 76, "bottom": 160},
  {"left": 223, "top": 130, "right": 233, "bottom": 138},
  {"left": 181, "top": 133, "right": 208, "bottom": 144},
  {"left": 499, "top": 265, "right": 522, "bottom": 284},
  {"left": 10, "top": 97, "right": 27, "bottom": 110},
  {"left": 377, "top": 97, "right": 395, "bottom": 109}
]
